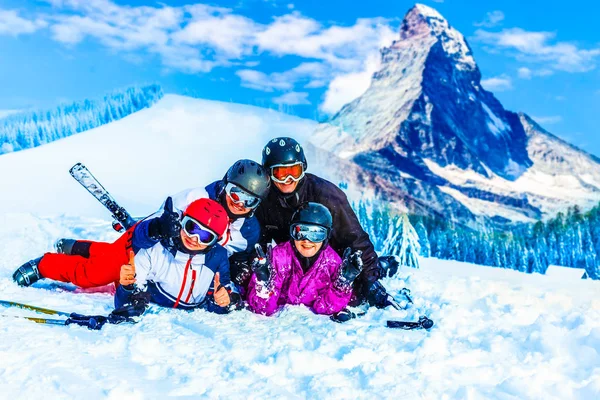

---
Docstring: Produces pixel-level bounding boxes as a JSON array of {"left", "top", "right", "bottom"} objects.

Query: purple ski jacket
[{"left": 247, "top": 241, "right": 352, "bottom": 316}]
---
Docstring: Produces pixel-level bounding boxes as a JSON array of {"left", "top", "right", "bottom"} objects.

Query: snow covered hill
[
  {"left": 0, "top": 94, "right": 316, "bottom": 219},
  {"left": 0, "top": 216, "right": 599, "bottom": 399},
  {"left": 0, "top": 93, "right": 598, "bottom": 399},
  {"left": 312, "top": 4, "right": 600, "bottom": 225}
]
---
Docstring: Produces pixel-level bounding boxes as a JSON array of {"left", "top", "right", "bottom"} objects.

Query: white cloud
[
  {"left": 481, "top": 75, "right": 513, "bottom": 92},
  {"left": 474, "top": 28, "right": 600, "bottom": 73},
  {"left": 236, "top": 69, "right": 292, "bottom": 91},
  {"left": 517, "top": 66, "right": 553, "bottom": 79},
  {"left": 272, "top": 91, "right": 310, "bottom": 105},
  {"left": 518, "top": 67, "right": 532, "bottom": 79},
  {"left": 474, "top": 11, "right": 505, "bottom": 28},
  {"left": 21, "top": 1, "right": 398, "bottom": 114},
  {"left": 320, "top": 53, "right": 381, "bottom": 114},
  {"left": 0, "top": 9, "right": 47, "bottom": 36},
  {"left": 237, "top": 62, "right": 328, "bottom": 91},
  {"left": 531, "top": 115, "right": 562, "bottom": 125},
  {"left": 171, "top": 11, "right": 258, "bottom": 58}
]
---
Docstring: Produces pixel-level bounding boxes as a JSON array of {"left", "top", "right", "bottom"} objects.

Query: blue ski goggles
[
  {"left": 225, "top": 182, "right": 261, "bottom": 209},
  {"left": 181, "top": 215, "right": 218, "bottom": 246},
  {"left": 290, "top": 223, "right": 329, "bottom": 243}
]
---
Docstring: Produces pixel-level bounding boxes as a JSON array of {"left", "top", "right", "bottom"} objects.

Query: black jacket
[{"left": 255, "top": 173, "right": 380, "bottom": 291}]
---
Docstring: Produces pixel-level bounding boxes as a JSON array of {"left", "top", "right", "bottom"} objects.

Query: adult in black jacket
[{"left": 254, "top": 137, "right": 395, "bottom": 303}]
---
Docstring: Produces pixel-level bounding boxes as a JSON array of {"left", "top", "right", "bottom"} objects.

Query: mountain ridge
[{"left": 311, "top": 3, "right": 600, "bottom": 225}]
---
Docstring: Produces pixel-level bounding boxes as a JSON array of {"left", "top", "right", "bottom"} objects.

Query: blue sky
[{"left": 1, "top": 0, "right": 599, "bottom": 155}]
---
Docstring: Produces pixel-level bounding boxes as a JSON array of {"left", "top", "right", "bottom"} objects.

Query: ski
[
  {"left": 69, "top": 162, "right": 136, "bottom": 230},
  {"left": 386, "top": 316, "right": 434, "bottom": 330},
  {"left": 0, "top": 299, "right": 136, "bottom": 330}
]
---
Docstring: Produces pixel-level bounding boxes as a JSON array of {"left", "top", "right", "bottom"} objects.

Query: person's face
[
  {"left": 180, "top": 229, "right": 209, "bottom": 251},
  {"left": 270, "top": 162, "right": 304, "bottom": 194},
  {"left": 294, "top": 239, "right": 323, "bottom": 258},
  {"left": 274, "top": 177, "right": 299, "bottom": 194},
  {"left": 224, "top": 192, "right": 254, "bottom": 215}
]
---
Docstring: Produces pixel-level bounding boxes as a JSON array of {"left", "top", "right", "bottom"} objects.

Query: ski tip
[{"left": 69, "top": 162, "right": 85, "bottom": 173}]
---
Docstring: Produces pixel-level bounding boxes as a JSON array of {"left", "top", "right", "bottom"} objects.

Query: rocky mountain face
[{"left": 311, "top": 4, "right": 600, "bottom": 225}]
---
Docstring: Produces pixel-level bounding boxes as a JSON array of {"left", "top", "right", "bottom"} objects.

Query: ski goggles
[
  {"left": 181, "top": 215, "right": 219, "bottom": 246},
  {"left": 270, "top": 162, "right": 305, "bottom": 184},
  {"left": 290, "top": 223, "right": 329, "bottom": 243},
  {"left": 224, "top": 182, "right": 261, "bottom": 209}
]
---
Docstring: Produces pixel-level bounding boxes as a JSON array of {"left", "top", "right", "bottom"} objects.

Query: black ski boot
[
  {"left": 13, "top": 257, "right": 43, "bottom": 287},
  {"left": 378, "top": 256, "right": 400, "bottom": 278},
  {"left": 54, "top": 239, "right": 91, "bottom": 257},
  {"left": 55, "top": 238, "right": 76, "bottom": 255}
]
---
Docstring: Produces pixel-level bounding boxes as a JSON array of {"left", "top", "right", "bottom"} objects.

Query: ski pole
[
  {"left": 0, "top": 300, "right": 70, "bottom": 317},
  {"left": 1, "top": 314, "right": 68, "bottom": 326},
  {"left": 387, "top": 316, "right": 434, "bottom": 330}
]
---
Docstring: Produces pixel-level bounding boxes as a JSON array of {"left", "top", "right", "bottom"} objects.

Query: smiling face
[
  {"left": 273, "top": 177, "right": 299, "bottom": 194},
  {"left": 294, "top": 239, "right": 323, "bottom": 258},
  {"left": 180, "top": 229, "right": 209, "bottom": 252},
  {"left": 224, "top": 192, "right": 254, "bottom": 215}
]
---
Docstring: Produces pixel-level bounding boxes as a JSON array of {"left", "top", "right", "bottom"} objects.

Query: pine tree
[{"left": 396, "top": 214, "right": 421, "bottom": 269}]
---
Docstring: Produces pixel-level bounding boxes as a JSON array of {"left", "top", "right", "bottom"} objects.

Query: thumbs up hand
[
  {"left": 149, "top": 196, "right": 182, "bottom": 240},
  {"left": 213, "top": 272, "right": 230, "bottom": 307},
  {"left": 120, "top": 251, "right": 137, "bottom": 286}
]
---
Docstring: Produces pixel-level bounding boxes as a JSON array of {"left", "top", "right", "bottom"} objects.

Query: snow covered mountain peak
[
  {"left": 397, "top": 4, "right": 476, "bottom": 70},
  {"left": 310, "top": 4, "right": 600, "bottom": 225}
]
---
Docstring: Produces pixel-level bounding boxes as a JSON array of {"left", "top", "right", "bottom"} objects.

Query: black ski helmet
[
  {"left": 262, "top": 137, "right": 307, "bottom": 170},
  {"left": 225, "top": 159, "right": 271, "bottom": 200},
  {"left": 289, "top": 202, "right": 333, "bottom": 237}
]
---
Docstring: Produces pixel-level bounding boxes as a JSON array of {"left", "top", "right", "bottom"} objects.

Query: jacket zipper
[{"left": 173, "top": 255, "right": 193, "bottom": 308}]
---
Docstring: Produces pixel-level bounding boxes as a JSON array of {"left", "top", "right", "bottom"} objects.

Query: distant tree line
[
  {"left": 355, "top": 199, "right": 600, "bottom": 279},
  {"left": 0, "top": 84, "right": 164, "bottom": 155}
]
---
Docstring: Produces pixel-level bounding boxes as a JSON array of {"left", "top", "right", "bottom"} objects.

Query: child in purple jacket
[{"left": 247, "top": 202, "right": 363, "bottom": 316}]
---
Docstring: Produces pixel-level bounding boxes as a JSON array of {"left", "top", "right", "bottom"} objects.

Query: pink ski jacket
[{"left": 248, "top": 241, "right": 352, "bottom": 316}]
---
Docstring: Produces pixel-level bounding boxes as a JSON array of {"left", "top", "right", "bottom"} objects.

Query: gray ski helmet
[
  {"left": 225, "top": 159, "right": 271, "bottom": 200},
  {"left": 290, "top": 202, "right": 333, "bottom": 234},
  {"left": 262, "top": 137, "right": 307, "bottom": 170}
]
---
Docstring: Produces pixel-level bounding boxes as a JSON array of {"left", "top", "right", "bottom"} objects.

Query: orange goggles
[{"left": 271, "top": 162, "right": 305, "bottom": 184}]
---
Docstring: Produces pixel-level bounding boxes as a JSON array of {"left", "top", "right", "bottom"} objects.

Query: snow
[
  {"left": 424, "top": 157, "right": 600, "bottom": 220},
  {"left": 413, "top": 3, "right": 445, "bottom": 20},
  {"left": 0, "top": 94, "right": 599, "bottom": 398},
  {"left": 545, "top": 265, "right": 586, "bottom": 281},
  {"left": 482, "top": 102, "right": 508, "bottom": 137},
  {"left": 1, "top": 215, "right": 599, "bottom": 398},
  {"left": 437, "top": 185, "right": 535, "bottom": 223},
  {"left": 0, "top": 94, "right": 316, "bottom": 218}
]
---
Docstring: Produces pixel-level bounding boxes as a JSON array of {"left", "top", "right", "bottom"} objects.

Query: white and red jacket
[{"left": 115, "top": 235, "right": 230, "bottom": 310}]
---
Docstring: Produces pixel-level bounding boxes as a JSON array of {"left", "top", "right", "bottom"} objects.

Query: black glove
[
  {"left": 231, "top": 259, "right": 252, "bottom": 288},
  {"left": 378, "top": 255, "right": 400, "bottom": 278},
  {"left": 251, "top": 244, "right": 271, "bottom": 283},
  {"left": 112, "top": 290, "right": 151, "bottom": 319},
  {"left": 339, "top": 248, "right": 363, "bottom": 283},
  {"left": 148, "top": 197, "right": 181, "bottom": 240}
]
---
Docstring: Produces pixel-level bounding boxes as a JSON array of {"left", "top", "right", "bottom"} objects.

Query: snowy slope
[
  {"left": 0, "top": 94, "right": 316, "bottom": 219},
  {"left": 0, "top": 93, "right": 598, "bottom": 399},
  {"left": 0, "top": 217, "right": 599, "bottom": 399}
]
